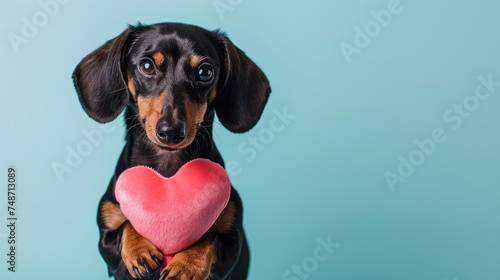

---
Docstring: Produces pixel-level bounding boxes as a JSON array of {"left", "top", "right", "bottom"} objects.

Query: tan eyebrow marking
[
  {"left": 152, "top": 52, "right": 165, "bottom": 65},
  {"left": 190, "top": 55, "right": 201, "bottom": 68}
]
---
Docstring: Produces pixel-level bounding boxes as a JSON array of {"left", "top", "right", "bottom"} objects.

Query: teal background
[{"left": 1, "top": 0, "right": 500, "bottom": 279}]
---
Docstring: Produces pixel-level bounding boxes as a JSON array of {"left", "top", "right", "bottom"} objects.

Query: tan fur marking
[
  {"left": 190, "top": 55, "right": 201, "bottom": 68},
  {"left": 137, "top": 93, "right": 166, "bottom": 145},
  {"left": 161, "top": 235, "right": 215, "bottom": 279},
  {"left": 152, "top": 52, "right": 165, "bottom": 65},
  {"left": 121, "top": 222, "right": 163, "bottom": 277},
  {"left": 127, "top": 77, "right": 136, "bottom": 98},
  {"left": 210, "top": 202, "right": 237, "bottom": 234},
  {"left": 100, "top": 201, "right": 127, "bottom": 230},
  {"left": 209, "top": 89, "right": 217, "bottom": 103},
  {"left": 183, "top": 97, "right": 207, "bottom": 147}
]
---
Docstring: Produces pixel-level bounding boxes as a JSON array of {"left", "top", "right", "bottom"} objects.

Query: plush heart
[{"left": 115, "top": 159, "right": 231, "bottom": 265}]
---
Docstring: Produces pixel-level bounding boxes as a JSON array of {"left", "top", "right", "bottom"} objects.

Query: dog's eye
[
  {"left": 197, "top": 65, "right": 213, "bottom": 82},
  {"left": 139, "top": 59, "right": 156, "bottom": 76}
]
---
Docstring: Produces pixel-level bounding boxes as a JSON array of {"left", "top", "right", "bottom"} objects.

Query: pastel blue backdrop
[{"left": 1, "top": 0, "right": 500, "bottom": 279}]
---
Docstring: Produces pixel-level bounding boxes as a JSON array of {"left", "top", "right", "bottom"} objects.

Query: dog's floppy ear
[
  {"left": 213, "top": 33, "right": 271, "bottom": 133},
  {"left": 72, "top": 27, "right": 133, "bottom": 123}
]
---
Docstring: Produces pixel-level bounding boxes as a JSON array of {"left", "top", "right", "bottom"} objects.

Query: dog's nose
[{"left": 156, "top": 120, "right": 186, "bottom": 145}]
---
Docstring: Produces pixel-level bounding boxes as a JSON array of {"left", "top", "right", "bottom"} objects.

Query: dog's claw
[
  {"left": 142, "top": 260, "right": 151, "bottom": 275},
  {"left": 133, "top": 266, "right": 140, "bottom": 278},
  {"left": 153, "top": 256, "right": 162, "bottom": 266},
  {"left": 160, "top": 270, "right": 169, "bottom": 280}
]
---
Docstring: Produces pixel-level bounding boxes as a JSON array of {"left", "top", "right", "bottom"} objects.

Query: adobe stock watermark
[
  {"left": 281, "top": 235, "right": 340, "bottom": 280},
  {"left": 213, "top": 0, "right": 243, "bottom": 21},
  {"left": 385, "top": 74, "right": 500, "bottom": 192},
  {"left": 226, "top": 106, "right": 296, "bottom": 176},
  {"left": 339, "top": 0, "right": 414, "bottom": 63},
  {"left": 7, "top": 0, "right": 70, "bottom": 53},
  {"left": 52, "top": 123, "right": 115, "bottom": 183}
]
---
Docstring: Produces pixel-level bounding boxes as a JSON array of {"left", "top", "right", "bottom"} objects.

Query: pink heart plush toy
[{"left": 115, "top": 159, "right": 231, "bottom": 265}]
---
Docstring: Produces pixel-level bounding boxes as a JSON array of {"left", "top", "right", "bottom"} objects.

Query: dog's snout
[{"left": 156, "top": 120, "right": 186, "bottom": 145}]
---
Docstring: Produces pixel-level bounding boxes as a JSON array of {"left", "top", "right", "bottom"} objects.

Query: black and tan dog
[{"left": 72, "top": 23, "right": 270, "bottom": 280}]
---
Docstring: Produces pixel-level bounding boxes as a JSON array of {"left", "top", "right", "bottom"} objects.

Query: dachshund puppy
[{"left": 73, "top": 22, "right": 270, "bottom": 280}]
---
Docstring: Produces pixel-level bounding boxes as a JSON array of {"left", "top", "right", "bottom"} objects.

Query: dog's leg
[
  {"left": 160, "top": 232, "right": 217, "bottom": 280},
  {"left": 121, "top": 221, "right": 164, "bottom": 278},
  {"left": 98, "top": 200, "right": 164, "bottom": 279},
  {"left": 160, "top": 194, "right": 248, "bottom": 280}
]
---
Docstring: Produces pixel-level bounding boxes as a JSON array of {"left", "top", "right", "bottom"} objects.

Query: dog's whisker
[{"left": 106, "top": 87, "right": 127, "bottom": 94}]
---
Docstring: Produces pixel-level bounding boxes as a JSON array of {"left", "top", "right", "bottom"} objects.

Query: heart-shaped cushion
[{"left": 115, "top": 159, "right": 231, "bottom": 265}]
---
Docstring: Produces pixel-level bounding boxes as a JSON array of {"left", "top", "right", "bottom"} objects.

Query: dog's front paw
[
  {"left": 160, "top": 238, "right": 215, "bottom": 280},
  {"left": 121, "top": 222, "right": 164, "bottom": 279}
]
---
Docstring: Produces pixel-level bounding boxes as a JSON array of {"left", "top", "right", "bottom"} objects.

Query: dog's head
[{"left": 73, "top": 23, "right": 270, "bottom": 151}]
